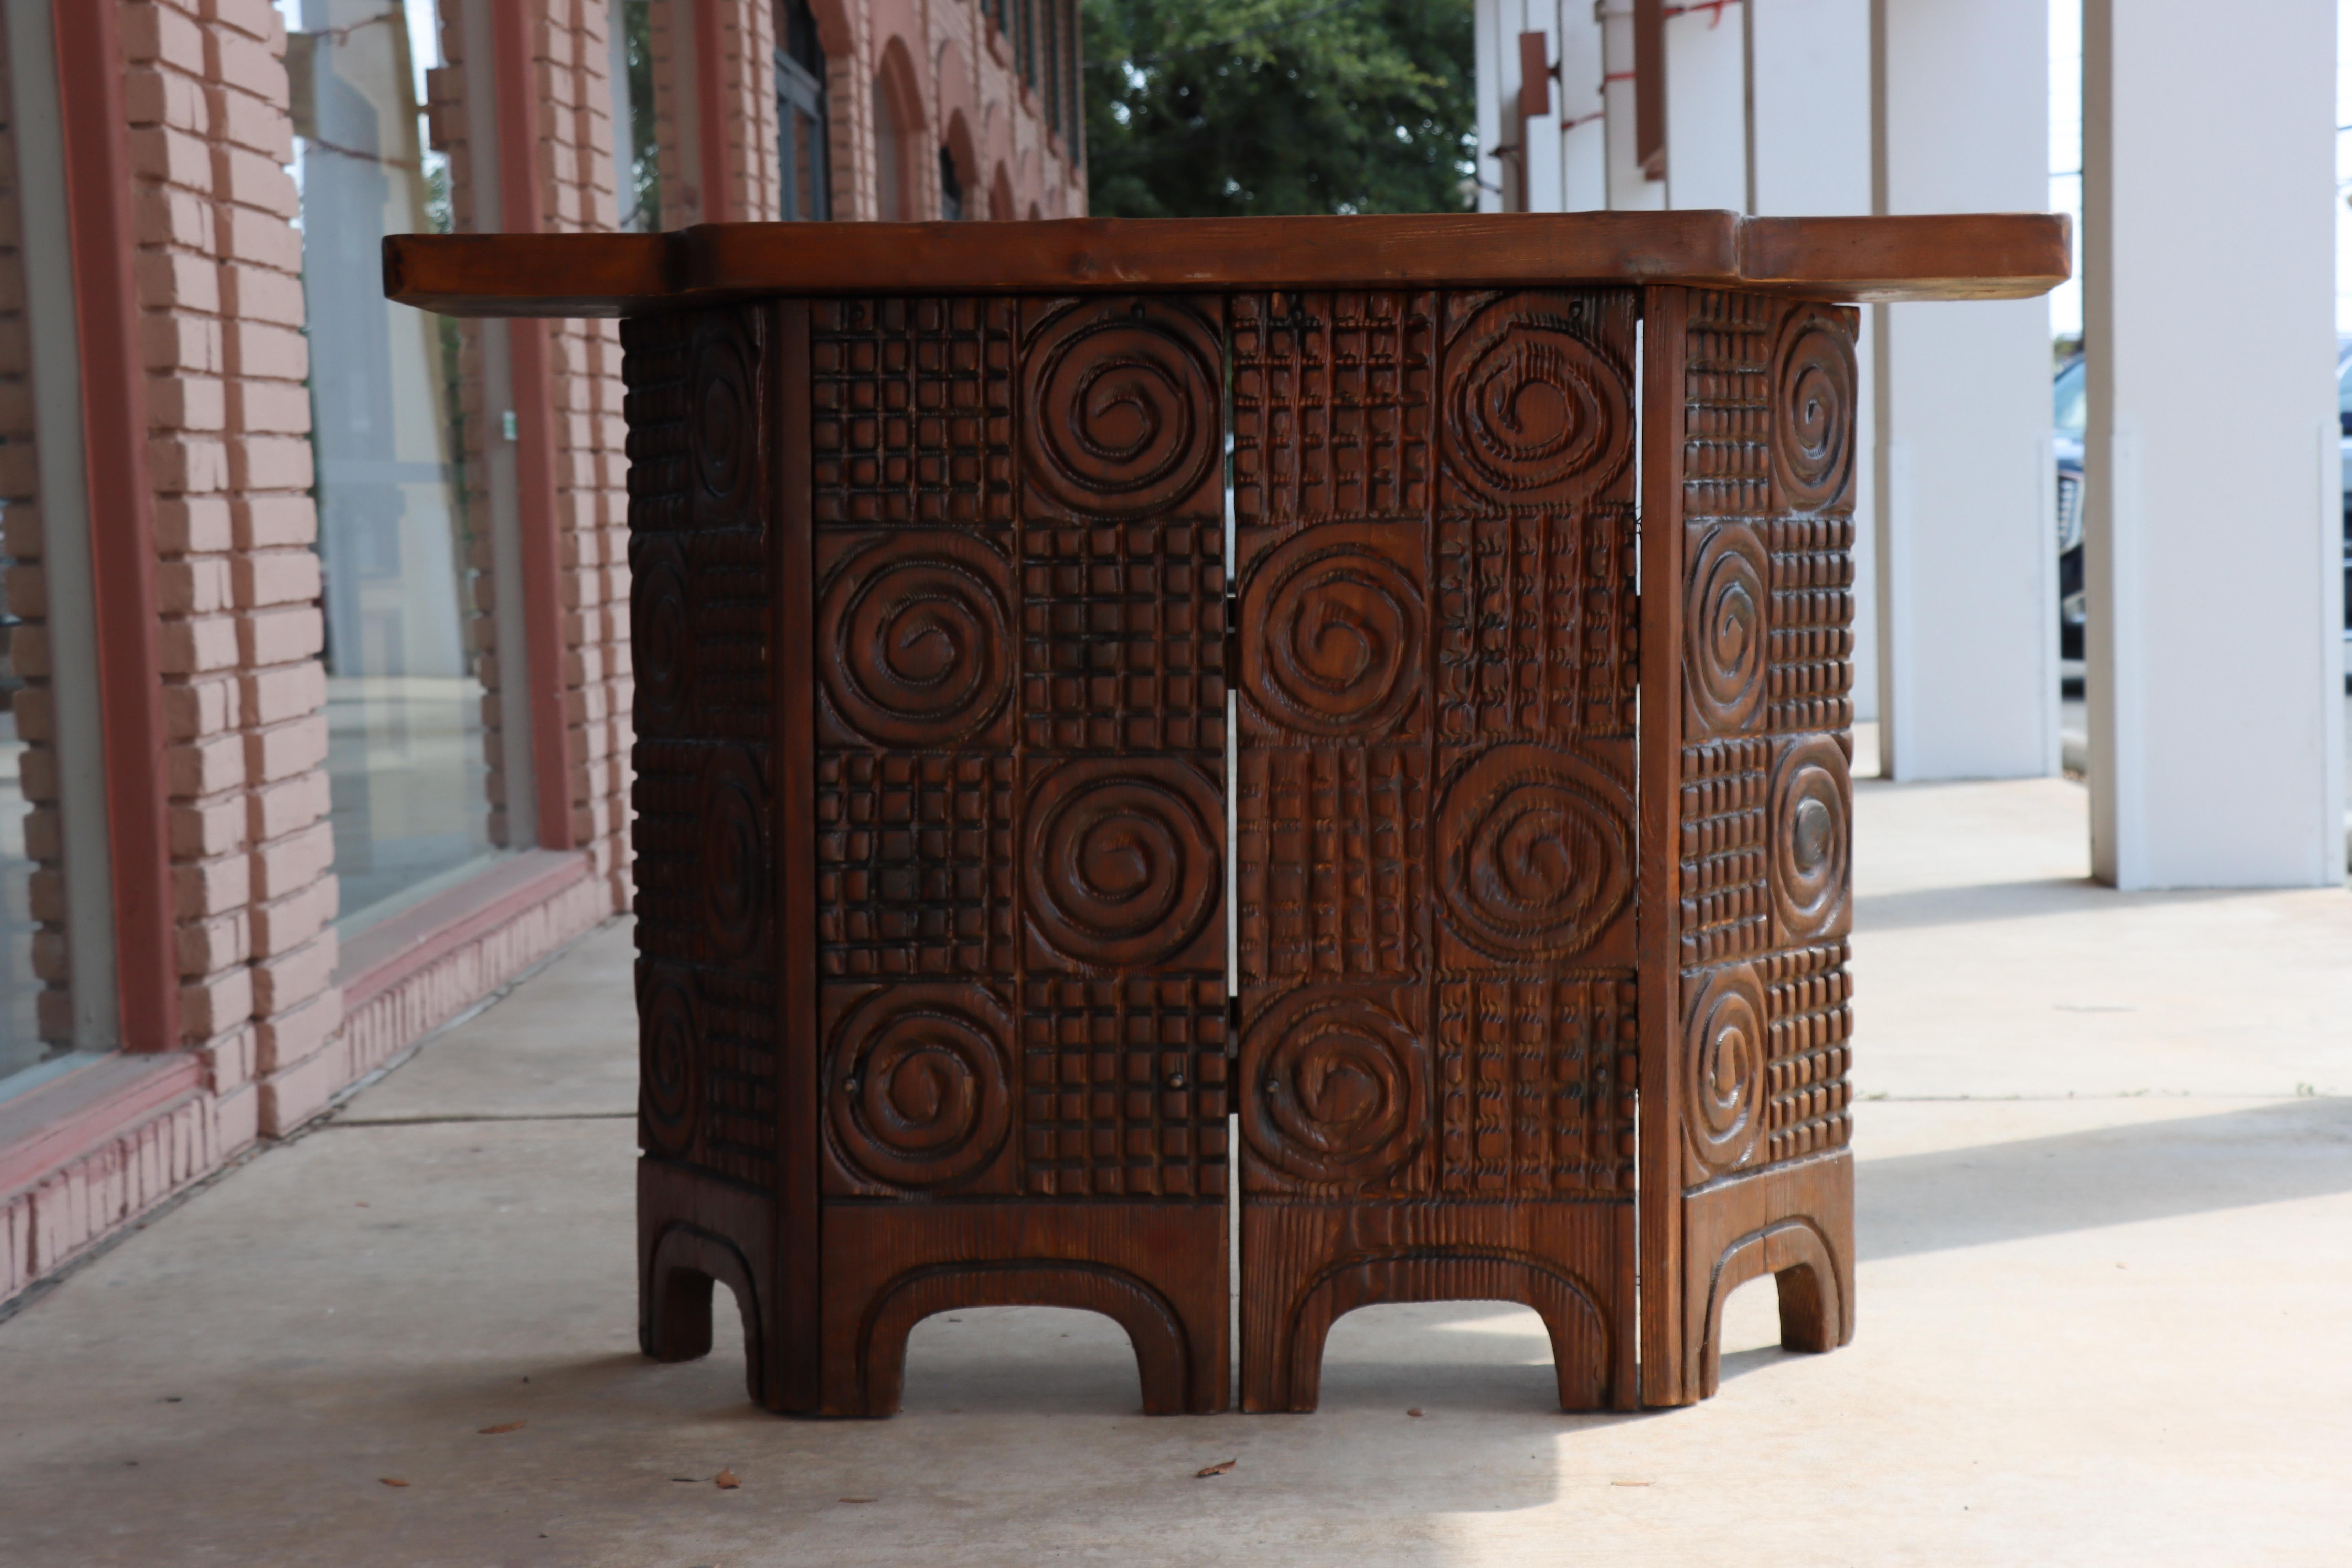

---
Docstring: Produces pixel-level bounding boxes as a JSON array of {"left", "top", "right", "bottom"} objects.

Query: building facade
[
  {"left": 0, "top": 0, "right": 1083, "bottom": 1304},
  {"left": 1475, "top": 0, "right": 2344, "bottom": 890}
]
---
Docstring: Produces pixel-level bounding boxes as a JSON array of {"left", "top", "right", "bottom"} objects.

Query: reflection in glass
[
  {"left": 776, "top": 0, "right": 831, "bottom": 221},
  {"left": 0, "top": 564, "right": 53, "bottom": 1084},
  {"left": 287, "top": 0, "right": 495, "bottom": 928}
]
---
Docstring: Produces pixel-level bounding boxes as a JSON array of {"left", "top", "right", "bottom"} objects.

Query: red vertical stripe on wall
[
  {"left": 490, "top": 0, "right": 578, "bottom": 851},
  {"left": 54, "top": 0, "right": 180, "bottom": 1049}
]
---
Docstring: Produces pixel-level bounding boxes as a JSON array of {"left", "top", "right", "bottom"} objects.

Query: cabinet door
[
  {"left": 1637, "top": 287, "right": 1857, "bottom": 1407},
  {"left": 1232, "top": 289, "right": 1643, "bottom": 1412},
  {"left": 804, "top": 295, "right": 1231, "bottom": 1414}
]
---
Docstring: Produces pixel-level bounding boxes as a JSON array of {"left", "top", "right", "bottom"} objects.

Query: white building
[{"left": 1473, "top": 0, "right": 2344, "bottom": 889}]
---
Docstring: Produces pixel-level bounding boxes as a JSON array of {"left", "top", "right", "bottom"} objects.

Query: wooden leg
[
  {"left": 638, "top": 1161, "right": 782, "bottom": 1409},
  {"left": 820, "top": 1202, "right": 1228, "bottom": 1418},
  {"left": 1241, "top": 1202, "right": 1634, "bottom": 1414},
  {"left": 641, "top": 1258, "right": 715, "bottom": 1362},
  {"left": 1679, "top": 1150, "right": 1855, "bottom": 1402}
]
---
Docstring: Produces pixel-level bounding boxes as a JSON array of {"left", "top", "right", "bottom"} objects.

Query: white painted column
[
  {"left": 2082, "top": 0, "right": 2343, "bottom": 888},
  {"left": 1872, "top": 0, "right": 2054, "bottom": 781},
  {"left": 1556, "top": 1, "right": 1608, "bottom": 211},
  {"left": 1662, "top": 1, "right": 1745, "bottom": 211},
  {"left": 1522, "top": 12, "right": 1564, "bottom": 214},
  {"left": 1602, "top": 2, "right": 1664, "bottom": 210},
  {"left": 1474, "top": 0, "right": 1508, "bottom": 211},
  {"left": 1750, "top": 0, "right": 1877, "bottom": 723}
]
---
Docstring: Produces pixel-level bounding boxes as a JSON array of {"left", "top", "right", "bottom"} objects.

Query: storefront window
[
  {"left": 284, "top": 0, "right": 495, "bottom": 928},
  {"left": 0, "top": 554, "right": 47, "bottom": 1083},
  {"left": 777, "top": 0, "right": 831, "bottom": 221}
]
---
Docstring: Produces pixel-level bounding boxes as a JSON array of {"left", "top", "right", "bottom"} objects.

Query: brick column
[{"left": 124, "top": 0, "right": 337, "bottom": 1138}]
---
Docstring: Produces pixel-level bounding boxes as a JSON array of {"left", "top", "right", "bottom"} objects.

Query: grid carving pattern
[
  {"left": 1235, "top": 745, "right": 1426, "bottom": 981},
  {"left": 1433, "top": 509, "right": 1639, "bottom": 743},
  {"left": 1762, "top": 940, "right": 1854, "bottom": 1163},
  {"left": 1019, "top": 520, "right": 1225, "bottom": 754},
  {"left": 1236, "top": 289, "right": 1640, "bottom": 1205},
  {"left": 1436, "top": 977, "right": 1639, "bottom": 1195},
  {"left": 1021, "top": 977, "right": 1231, "bottom": 1197},
  {"left": 1676, "top": 738, "right": 1768, "bottom": 967},
  {"left": 1675, "top": 291, "right": 1856, "bottom": 1184},
  {"left": 815, "top": 751, "right": 1016, "bottom": 977},
  {"left": 812, "top": 295, "right": 1227, "bottom": 1201},
  {"left": 623, "top": 307, "right": 778, "bottom": 1192},
  {"left": 1230, "top": 291, "right": 1433, "bottom": 530},
  {"left": 810, "top": 296, "right": 1016, "bottom": 527}
]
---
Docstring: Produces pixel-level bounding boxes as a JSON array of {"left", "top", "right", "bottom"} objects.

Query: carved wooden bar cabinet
[{"left": 387, "top": 212, "right": 2065, "bottom": 1416}]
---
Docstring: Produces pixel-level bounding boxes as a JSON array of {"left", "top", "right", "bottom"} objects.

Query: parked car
[
  {"left": 2053, "top": 356, "right": 2085, "bottom": 667},
  {"left": 2051, "top": 341, "right": 2352, "bottom": 675}
]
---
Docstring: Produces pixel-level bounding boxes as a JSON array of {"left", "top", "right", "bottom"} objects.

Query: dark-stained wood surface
[
  {"left": 1635, "top": 284, "right": 1691, "bottom": 1408},
  {"left": 1229, "top": 288, "right": 1642, "bottom": 1413},
  {"left": 1637, "top": 286, "right": 1860, "bottom": 1404},
  {"left": 504, "top": 215, "right": 2043, "bottom": 1418},
  {"left": 384, "top": 212, "right": 2070, "bottom": 318}
]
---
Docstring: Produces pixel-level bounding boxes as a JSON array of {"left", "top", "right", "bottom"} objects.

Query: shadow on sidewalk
[{"left": 1857, "top": 1096, "right": 2352, "bottom": 1260}]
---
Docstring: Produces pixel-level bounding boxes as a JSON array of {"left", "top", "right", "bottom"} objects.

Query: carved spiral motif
[
  {"left": 1444, "top": 297, "right": 1631, "bottom": 503},
  {"left": 1024, "top": 302, "right": 1219, "bottom": 518},
  {"left": 635, "top": 556, "right": 691, "bottom": 717},
  {"left": 1685, "top": 524, "right": 1769, "bottom": 734},
  {"left": 1024, "top": 760, "right": 1220, "bottom": 968},
  {"left": 1434, "top": 745, "right": 1634, "bottom": 960},
  {"left": 698, "top": 749, "right": 767, "bottom": 958},
  {"left": 690, "top": 327, "right": 756, "bottom": 522},
  {"left": 639, "top": 975, "right": 701, "bottom": 1158},
  {"left": 1770, "top": 307, "right": 1858, "bottom": 512},
  {"left": 1246, "top": 534, "right": 1424, "bottom": 736},
  {"left": 827, "top": 987, "right": 1012, "bottom": 1190},
  {"left": 1683, "top": 963, "right": 1766, "bottom": 1172},
  {"left": 817, "top": 532, "right": 1013, "bottom": 746},
  {"left": 1770, "top": 737, "right": 1852, "bottom": 941},
  {"left": 1244, "top": 992, "right": 1426, "bottom": 1187}
]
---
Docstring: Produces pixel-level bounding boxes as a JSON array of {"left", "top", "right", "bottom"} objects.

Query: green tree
[{"left": 1082, "top": 0, "right": 1476, "bottom": 217}]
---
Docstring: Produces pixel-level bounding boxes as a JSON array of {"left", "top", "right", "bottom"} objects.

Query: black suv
[{"left": 2053, "top": 344, "right": 2352, "bottom": 668}]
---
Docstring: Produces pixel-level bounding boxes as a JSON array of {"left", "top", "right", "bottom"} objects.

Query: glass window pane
[
  {"left": 0, "top": 554, "right": 57, "bottom": 1083},
  {"left": 287, "top": 0, "right": 498, "bottom": 928},
  {"left": 0, "top": 73, "right": 70, "bottom": 1085}
]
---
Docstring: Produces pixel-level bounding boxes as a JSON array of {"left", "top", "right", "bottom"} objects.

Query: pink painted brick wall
[{"left": 124, "top": 0, "right": 339, "bottom": 1136}]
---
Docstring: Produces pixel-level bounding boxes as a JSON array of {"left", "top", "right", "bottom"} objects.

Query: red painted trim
[
  {"left": 695, "top": 0, "right": 729, "bottom": 222},
  {"left": 54, "top": 0, "right": 179, "bottom": 1050},
  {"left": 489, "top": 0, "right": 577, "bottom": 851},
  {"left": 0, "top": 1054, "right": 202, "bottom": 1199},
  {"left": 337, "top": 849, "right": 591, "bottom": 1014}
]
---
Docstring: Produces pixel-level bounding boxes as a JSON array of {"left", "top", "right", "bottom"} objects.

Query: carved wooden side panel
[
  {"left": 805, "top": 296, "right": 1229, "bottom": 1414},
  {"left": 625, "top": 304, "right": 788, "bottom": 1404},
  {"left": 1657, "top": 288, "right": 1858, "bottom": 1404},
  {"left": 1233, "top": 289, "right": 1641, "bottom": 1412}
]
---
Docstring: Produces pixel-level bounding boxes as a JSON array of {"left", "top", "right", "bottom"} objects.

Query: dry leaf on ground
[
  {"left": 379, "top": 1478, "right": 409, "bottom": 1489},
  {"left": 477, "top": 1422, "right": 526, "bottom": 1435},
  {"left": 1406, "top": 1408, "right": 1423, "bottom": 1417},
  {"left": 840, "top": 1496, "right": 877, "bottom": 1504},
  {"left": 1195, "top": 1460, "right": 1236, "bottom": 1478},
  {"left": 715, "top": 1470, "right": 741, "bottom": 1489}
]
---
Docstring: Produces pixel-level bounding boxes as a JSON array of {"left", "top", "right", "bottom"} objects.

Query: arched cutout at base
[
  {"left": 855, "top": 1261, "right": 1197, "bottom": 1418},
  {"left": 1693, "top": 1218, "right": 1847, "bottom": 1399},
  {"left": 640, "top": 1222, "right": 766, "bottom": 1407},
  {"left": 1264, "top": 1250, "right": 1613, "bottom": 1414}
]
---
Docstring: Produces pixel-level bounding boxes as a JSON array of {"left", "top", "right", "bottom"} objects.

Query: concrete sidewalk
[{"left": 4, "top": 775, "right": 2351, "bottom": 1566}]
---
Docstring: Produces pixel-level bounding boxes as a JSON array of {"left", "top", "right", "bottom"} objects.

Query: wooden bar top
[{"left": 382, "top": 211, "right": 2069, "bottom": 317}]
